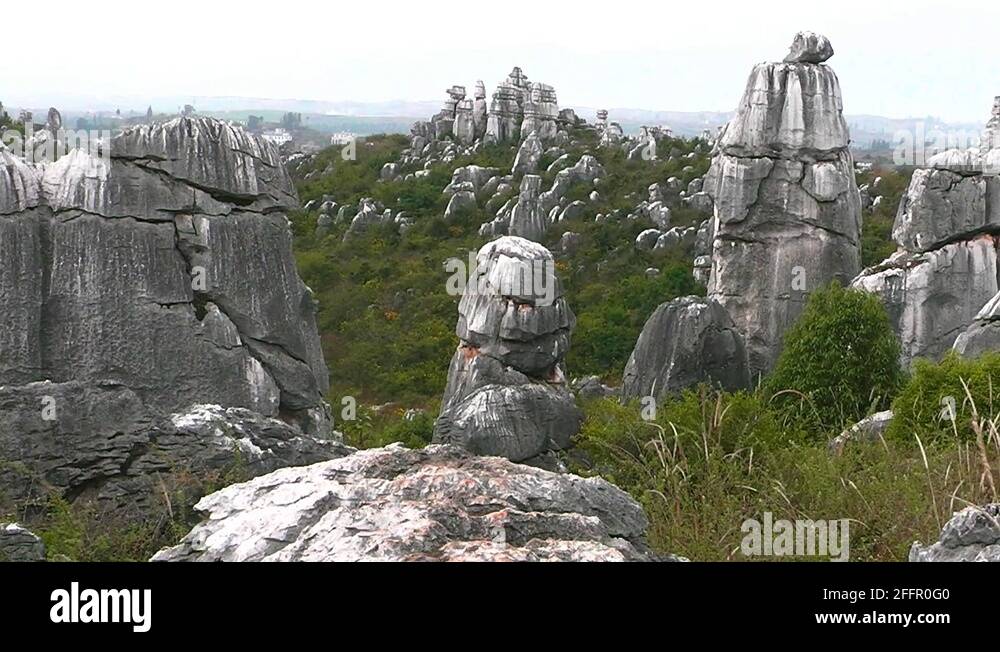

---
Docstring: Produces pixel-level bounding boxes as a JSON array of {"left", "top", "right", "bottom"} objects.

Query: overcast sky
[{"left": 3, "top": 0, "right": 998, "bottom": 122}]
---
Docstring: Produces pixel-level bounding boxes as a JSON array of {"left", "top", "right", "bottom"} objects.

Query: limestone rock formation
[
  {"left": 0, "top": 117, "right": 337, "bottom": 514},
  {"left": 853, "top": 97, "right": 1000, "bottom": 365},
  {"left": 983, "top": 96, "right": 1000, "bottom": 152},
  {"left": 828, "top": 410, "right": 894, "bottom": 455},
  {"left": 954, "top": 291, "right": 1000, "bottom": 357},
  {"left": 852, "top": 238, "right": 998, "bottom": 366},
  {"left": 909, "top": 504, "right": 1000, "bottom": 562},
  {"left": 706, "top": 34, "right": 861, "bottom": 376},
  {"left": 520, "top": 83, "right": 559, "bottom": 141},
  {"left": 621, "top": 297, "right": 749, "bottom": 400},
  {"left": 512, "top": 131, "right": 543, "bottom": 175},
  {"left": 0, "top": 523, "right": 45, "bottom": 562},
  {"left": 892, "top": 167, "right": 998, "bottom": 253},
  {"left": 783, "top": 31, "right": 834, "bottom": 64},
  {"left": 432, "top": 237, "right": 581, "bottom": 465},
  {"left": 153, "top": 444, "right": 666, "bottom": 562},
  {"left": 509, "top": 175, "right": 547, "bottom": 241}
]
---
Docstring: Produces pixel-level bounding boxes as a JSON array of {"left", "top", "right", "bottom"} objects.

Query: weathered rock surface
[
  {"left": 0, "top": 523, "right": 46, "bottom": 562},
  {"left": 892, "top": 168, "right": 998, "bottom": 253},
  {"left": 953, "top": 290, "right": 1000, "bottom": 358},
  {"left": 0, "top": 117, "right": 336, "bottom": 514},
  {"left": 512, "top": 132, "right": 543, "bottom": 175},
  {"left": 783, "top": 30, "right": 834, "bottom": 64},
  {"left": 853, "top": 237, "right": 999, "bottom": 366},
  {"left": 910, "top": 504, "right": 1000, "bottom": 562},
  {"left": 855, "top": 98, "right": 1000, "bottom": 366},
  {"left": 509, "top": 175, "right": 547, "bottom": 242},
  {"left": 621, "top": 297, "right": 749, "bottom": 400},
  {"left": 706, "top": 35, "right": 861, "bottom": 376},
  {"left": 433, "top": 237, "right": 581, "bottom": 464},
  {"left": 829, "top": 410, "right": 894, "bottom": 455},
  {"left": 153, "top": 444, "right": 664, "bottom": 562}
]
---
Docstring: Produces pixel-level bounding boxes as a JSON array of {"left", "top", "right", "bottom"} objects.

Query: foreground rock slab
[
  {"left": 153, "top": 444, "right": 667, "bottom": 562},
  {"left": 910, "top": 504, "right": 1000, "bottom": 562}
]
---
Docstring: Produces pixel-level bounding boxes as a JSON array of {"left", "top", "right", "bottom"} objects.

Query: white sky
[{"left": 3, "top": 0, "right": 997, "bottom": 122}]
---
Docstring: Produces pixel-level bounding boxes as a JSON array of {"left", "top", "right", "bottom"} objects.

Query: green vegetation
[
  {"left": 765, "top": 282, "right": 903, "bottom": 433},
  {"left": 857, "top": 166, "right": 912, "bottom": 268},
  {"left": 570, "top": 391, "right": 998, "bottom": 561},
  {"left": 888, "top": 352, "right": 1000, "bottom": 444},
  {"left": 291, "top": 130, "right": 711, "bottom": 405}
]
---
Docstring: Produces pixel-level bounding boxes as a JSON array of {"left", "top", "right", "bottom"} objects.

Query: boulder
[
  {"left": 621, "top": 296, "right": 749, "bottom": 400},
  {"left": 953, "top": 290, "right": 1000, "bottom": 358},
  {"left": 783, "top": 30, "right": 834, "bottom": 63},
  {"left": 433, "top": 237, "right": 581, "bottom": 464},
  {"left": 444, "top": 189, "right": 477, "bottom": 221},
  {"left": 0, "top": 523, "right": 46, "bottom": 562},
  {"left": 152, "top": 444, "right": 666, "bottom": 562},
  {"left": 909, "top": 504, "right": 1000, "bottom": 562},
  {"left": 829, "top": 410, "right": 894, "bottom": 455}
]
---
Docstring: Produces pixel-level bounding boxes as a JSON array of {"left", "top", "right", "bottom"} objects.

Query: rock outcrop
[
  {"left": 432, "top": 237, "right": 581, "bottom": 466},
  {"left": 853, "top": 239, "right": 999, "bottom": 365},
  {"left": 853, "top": 98, "right": 1000, "bottom": 366},
  {"left": 0, "top": 117, "right": 338, "bottom": 514},
  {"left": 909, "top": 504, "right": 1000, "bottom": 562},
  {"left": 953, "top": 290, "right": 1000, "bottom": 357},
  {"left": 621, "top": 296, "right": 749, "bottom": 400},
  {"left": 0, "top": 523, "right": 46, "bottom": 562},
  {"left": 828, "top": 410, "right": 894, "bottom": 455},
  {"left": 705, "top": 33, "right": 862, "bottom": 377},
  {"left": 153, "top": 444, "right": 665, "bottom": 562}
]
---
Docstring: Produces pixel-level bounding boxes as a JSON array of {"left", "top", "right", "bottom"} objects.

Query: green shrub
[
  {"left": 765, "top": 282, "right": 903, "bottom": 433},
  {"left": 887, "top": 351, "right": 1000, "bottom": 443}
]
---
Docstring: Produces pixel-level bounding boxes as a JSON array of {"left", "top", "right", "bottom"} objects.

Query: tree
[{"left": 765, "top": 282, "right": 903, "bottom": 432}]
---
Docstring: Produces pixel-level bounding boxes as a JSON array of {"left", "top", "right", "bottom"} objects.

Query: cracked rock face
[
  {"left": 433, "top": 237, "right": 581, "bottom": 465},
  {"left": 854, "top": 98, "right": 1000, "bottom": 366},
  {"left": 0, "top": 523, "right": 46, "bottom": 562},
  {"left": 705, "top": 34, "right": 861, "bottom": 376},
  {"left": 852, "top": 238, "right": 998, "bottom": 366},
  {"left": 621, "top": 296, "right": 749, "bottom": 400},
  {"left": 954, "top": 290, "right": 1000, "bottom": 357},
  {"left": 910, "top": 504, "right": 1000, "bottom": 562},
  {"left": 0, "top": 117, "right": 335, "bottom": 513},
  {"left": 152, "top": 444, "right": 663, "bottom": 562}
]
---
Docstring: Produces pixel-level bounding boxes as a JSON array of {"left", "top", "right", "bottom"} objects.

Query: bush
[
  {"left": 888, "top": 351, "right": 1000, "bottom": 444},
  {"left": 765, "top": 282, "right": 903, "bottom": 433}
]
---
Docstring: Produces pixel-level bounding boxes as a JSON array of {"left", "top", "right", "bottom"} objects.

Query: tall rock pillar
[{"left": 705, "top": 32, "right": 862, "bottom": 377}]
